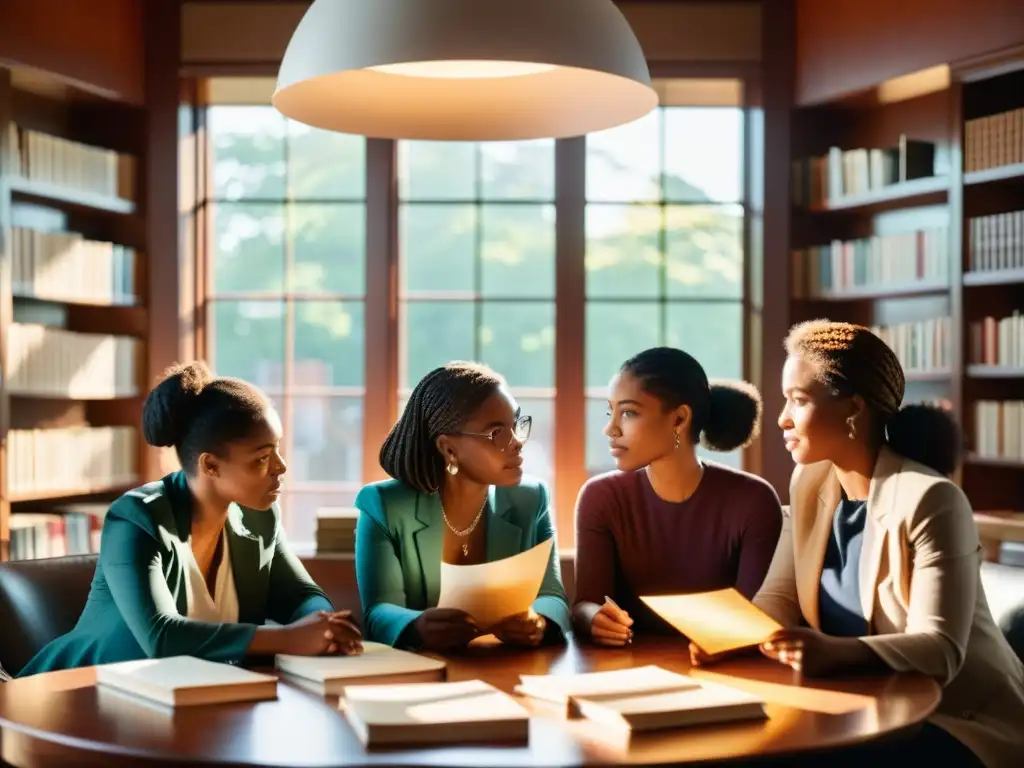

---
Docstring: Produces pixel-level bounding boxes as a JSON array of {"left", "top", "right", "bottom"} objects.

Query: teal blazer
[
  {"left": 355, "top": 478, "right": 571, "bottom": 647},
  {"left": 17, "top": 471, "right": 332, "bottom": 677}
]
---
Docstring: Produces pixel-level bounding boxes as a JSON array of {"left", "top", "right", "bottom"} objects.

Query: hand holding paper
[
  {"left": 437, "top": 539, "right": 553, "bottom": 630},
  {"left": 490, "top": 609, "right": 547, "bottom": 647},
  {"left": 640, "top": 588, "right": 783, "bottom": 660}
]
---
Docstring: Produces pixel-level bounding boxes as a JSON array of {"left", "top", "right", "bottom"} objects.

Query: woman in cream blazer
[{"left": 752, "top": 320, "right": 1024, "bottom": 767}]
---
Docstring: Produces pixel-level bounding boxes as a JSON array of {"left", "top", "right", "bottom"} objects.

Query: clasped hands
[
  {"left": 412, "top": 607, "right": 547, "bottom": 652},
  {"left": 285, "top": 610, "right": 364, "bottom": 656}
]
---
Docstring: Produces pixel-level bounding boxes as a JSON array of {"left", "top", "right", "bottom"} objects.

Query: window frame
[
  {"left": 197, "top": 103, "right": 371, "bottom": 541},
  {"left": 189, "top": 65, "right": 760, "bottom": 550},
  {"left": 581, "top": 101, "right": 749, "bottom": 477}
]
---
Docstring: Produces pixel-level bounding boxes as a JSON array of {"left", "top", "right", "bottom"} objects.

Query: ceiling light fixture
[{"left": 273, "top": 0, "right": 658, "bottom": 141}]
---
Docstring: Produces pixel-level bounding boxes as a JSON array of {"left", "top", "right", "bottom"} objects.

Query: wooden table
[
  {"left": 975, "top": 511, "right": 1024, "bottom": 562},
  {"left": 0, "top": 637, "right": 940, "bottom": 767}
]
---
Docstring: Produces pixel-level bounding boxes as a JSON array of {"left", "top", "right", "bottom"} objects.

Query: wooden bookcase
[
  {"left": 787, "top": 51, "right": 1024, "bottom": 535},
  {"left": 958, "top": 56, "right": 1024, "bottom": 520},
  {"left": 0, "top": 67, "right": 149, "bottom": 561}
]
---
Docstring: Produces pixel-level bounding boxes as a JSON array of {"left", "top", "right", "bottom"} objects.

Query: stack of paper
[
  {"left": 275, "top": 641, "right": 447, "bottom": 696},
  {"left": 341, "top": 679, "right": 530, "bottom": 747},
  {"left": 95, "top": 656, "right": 278, "bottom": 707},
  {"left": 640, "top": 588, "right": 783, "bottom": 660},
  {"left": 437, "top": 538, "right": 553, "bottom": 629},
  {"left": 516, "top": 665, "right": 767, "bottom": 733}
]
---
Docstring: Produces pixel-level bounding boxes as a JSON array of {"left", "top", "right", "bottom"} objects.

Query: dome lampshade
[{"left": 273, "top": 0, "right": 658, "bottom": 141}]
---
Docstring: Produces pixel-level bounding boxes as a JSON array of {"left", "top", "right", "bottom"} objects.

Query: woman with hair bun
[
  {"left": 572, "top": 347, "right": 783, "bottom": 646},
  {"left": 18, "top": 362, "right": 361, "bottom": 677},
  {"left": 750, "top": 319, "right": 1024, "bottom": 766}
]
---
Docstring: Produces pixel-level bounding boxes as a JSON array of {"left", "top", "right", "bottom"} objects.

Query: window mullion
[
  {"left": 363, "top": 139, "right": 399, "bottom": 483},
  {"left": 554, "top": 137, "right": 587, "bottom": 547}
]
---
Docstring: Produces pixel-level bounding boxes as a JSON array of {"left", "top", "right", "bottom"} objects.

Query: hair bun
[
  {"left": 886, "top": 403, "right": 963, "bottom": 476},
  {"left": 701, "top": 380, "right": 763, "bottom": 452},
  {"left": 141, "top": 361, "right": 214, "bottom": 448}
]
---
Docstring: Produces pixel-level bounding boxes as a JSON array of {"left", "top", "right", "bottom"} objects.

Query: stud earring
[
  {"left": 846, "top": 416, "right": 857, "bottom": 440},
  {"left": 446, "top": 462, "right": 459, "bottom": 476},
  {"left": 674, "top": 430, "right": 681, "bottom": 449}
]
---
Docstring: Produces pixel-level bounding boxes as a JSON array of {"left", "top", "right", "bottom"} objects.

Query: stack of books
[
  {"left": 515, "top": 665, "right": 767, "bottom": 734},
  {"left": 315, "top": 507, "right": 358, "bottom": 555}
]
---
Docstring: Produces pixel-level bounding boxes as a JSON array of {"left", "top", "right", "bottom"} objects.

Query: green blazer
[
  {"left": 355, "top": 478, "right": 572, "bottom": 647},
  {"left": 17, "top": 471, "right": 332, "bottom": 677}
]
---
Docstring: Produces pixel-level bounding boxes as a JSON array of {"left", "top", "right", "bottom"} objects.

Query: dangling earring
[
  {"left": 446, "top": 462, "right": 459, "bottom": 476},
  {"left": 846, "top": 416, "right": 857, "bottom": 440},
  {"left": 674, "top": 430, "right": 681, "bottom": 449}
]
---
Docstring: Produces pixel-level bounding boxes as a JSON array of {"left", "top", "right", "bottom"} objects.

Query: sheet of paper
[
  {"left": 437, "top": 538, "right": 553, "bottom": 629},
  {"left": 640, "top": 588, "right": 783, "bottom": 656}
]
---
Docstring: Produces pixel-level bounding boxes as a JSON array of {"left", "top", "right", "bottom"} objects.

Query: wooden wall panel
[
  {"left": 797, "top": 0, "right": 1024, "bottom": 106},
  {"left": 143, "top": 0, "right": 186, "bottom": 481},
  {"left": 0, "top": 0, "right": 144, "bottom": 105},
  {"left": 757, "top": 0, "right": 796, "bottom": 500},
  {"left": 181, "top": 1, "right": 761, "bottom": 66}
]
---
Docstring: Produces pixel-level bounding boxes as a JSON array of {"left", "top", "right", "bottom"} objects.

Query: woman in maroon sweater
[{"left": 573, "top": 347, "right": 783, "bottom": 646}]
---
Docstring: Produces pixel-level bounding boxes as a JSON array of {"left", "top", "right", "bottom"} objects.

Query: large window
[
  {"left": 206, "top": 105, "right": 367, "bottom": 545},
  {"left": 397, "top": 140, "right": 557, "bottom": 484},
  {"left": 195, "top": 78, "right": 747, "bottom": 547},
  {"left": 584, "top": 102, "right": 745, "bottom": 475}
]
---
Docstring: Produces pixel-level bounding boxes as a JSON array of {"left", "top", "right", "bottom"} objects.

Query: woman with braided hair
[
  {"left": 354, "top": 361, "right": 571, "bottom": 652},
  {"left": 747, "top": 319, "right": 1024, "bottom": 766},
  {"left": 18, "top": 362, "right": 361, "bottom": 677}
]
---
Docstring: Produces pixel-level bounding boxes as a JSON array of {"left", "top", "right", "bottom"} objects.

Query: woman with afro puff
[{"left": 572, "top": 347, "right": 782, "bottom": 646}]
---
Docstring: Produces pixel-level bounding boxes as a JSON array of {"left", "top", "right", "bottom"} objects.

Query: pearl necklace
[{"left": 441, "top": 497, "right": 487, "bottom": 556}]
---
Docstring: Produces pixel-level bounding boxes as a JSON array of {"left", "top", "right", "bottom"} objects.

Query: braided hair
[
  {"left": 142, "top": 361, "right": 272, "bottom": 474},
  {"left": 785, "top": 319, "right": 962, "bottom": 475},
  {"left": 380, "top": 362, "right": 505, "bottom": 494}
]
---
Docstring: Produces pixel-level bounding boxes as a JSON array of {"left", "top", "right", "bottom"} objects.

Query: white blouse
[{"left": 185, "top": 529, "right": 239, "bottom": 623}]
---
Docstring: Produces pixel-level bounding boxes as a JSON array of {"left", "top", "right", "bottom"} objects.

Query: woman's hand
[
  {"left": 688, "top": 642, "right": 714, "bottom": 667},
  {"left": 282, "top": 610, "right": 363, "bottom": 656},
  {"left": 491, "top": 610, "right": 547, "bottom": 647},
  {"left": 760, "top": 627, "right": 845, "bottom": 677},
  {"left": 410, "top": 608, "right": 480, "bottom": 652},
  {"left": 589, "top": 600, "right": 633, "bottom": 647}
]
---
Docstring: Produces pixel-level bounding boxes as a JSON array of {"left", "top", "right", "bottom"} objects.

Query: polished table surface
[{"left": 0, "top": 636, "right": 941, "bottom": 767}]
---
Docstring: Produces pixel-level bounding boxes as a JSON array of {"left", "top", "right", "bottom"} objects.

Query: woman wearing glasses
[{"left": 354, "top": 361, "right": 570, "bottom": 652}]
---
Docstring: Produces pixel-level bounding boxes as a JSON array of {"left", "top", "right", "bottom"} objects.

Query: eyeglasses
[{"left": 455, "top": 415, "right": 532, "bottom": 452}]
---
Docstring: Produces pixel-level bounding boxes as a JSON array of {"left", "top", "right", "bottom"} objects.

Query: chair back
[
  {"left": 0, "top": 555, "right": 97, "bottom": 676},
  {"left": 980, "top": 562, "right": 1024, "bottom": 662}
]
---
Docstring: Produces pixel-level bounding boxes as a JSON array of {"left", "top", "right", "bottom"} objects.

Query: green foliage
[{"left": 206, "top": 106, "right": 745, "bottom": 476}]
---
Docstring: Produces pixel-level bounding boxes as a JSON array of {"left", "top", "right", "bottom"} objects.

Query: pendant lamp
[{"left": 273, "top": 0, "right": 658, "bottom": 141}]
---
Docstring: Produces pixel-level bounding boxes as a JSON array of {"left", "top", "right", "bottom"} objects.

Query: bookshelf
[
  {"left": 960, "top": 59, "right": 1024, "bottom": 517},
  {"left": 787, "top": 53, "right": 1024, "bottom": 539},
  {"left": 0, "top": 67, "right": 148, "bottom": 561}
]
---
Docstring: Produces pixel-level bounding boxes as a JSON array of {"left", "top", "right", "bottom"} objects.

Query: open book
[
  {"left": 95, "top": 656, "right": 278, "bottom": 707},
  {"left": 275, "top": 641, "right": 446, "bottom": 696},
  {"left": 341, "top": 679, "right": 530, "bottom": 747},
  {"left": 640, "top": 588, "right": 783, "bottom": 660}
]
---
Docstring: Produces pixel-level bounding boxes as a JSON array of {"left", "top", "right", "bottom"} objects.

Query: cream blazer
[{"left": 754, "top": 446, "right": 1024, "bottom": 768}]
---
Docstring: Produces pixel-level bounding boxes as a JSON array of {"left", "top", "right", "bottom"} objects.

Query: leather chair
[
  {"left": 0, "top": 554, "right": 366, "bottom": 678},
  {"left": 980, "top": 561, "right": 1024, "bottom": 661},
  {"left": 0, "top": 555, "right": 97, "bottom": 677}
]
